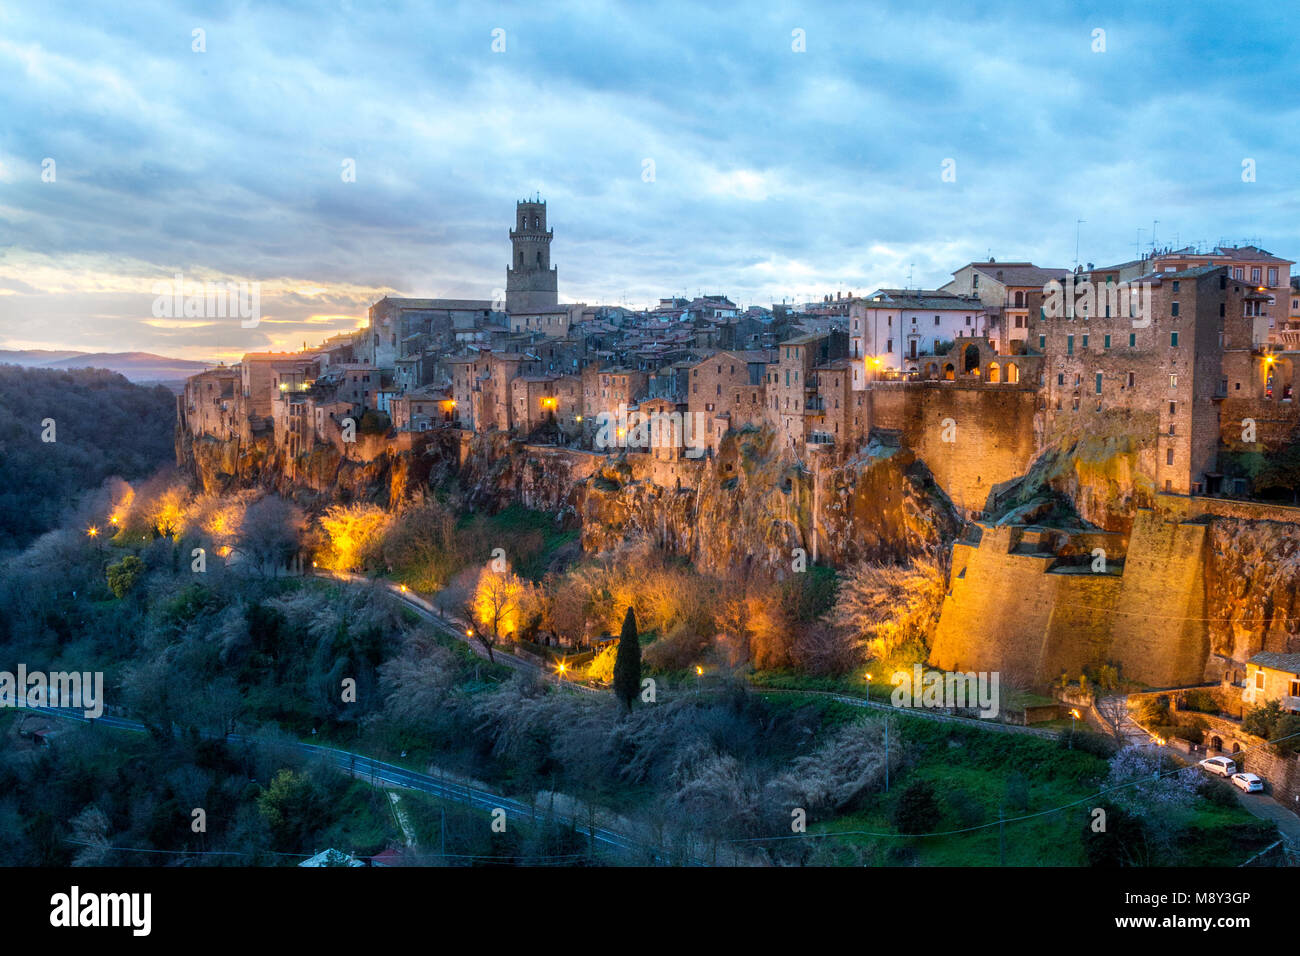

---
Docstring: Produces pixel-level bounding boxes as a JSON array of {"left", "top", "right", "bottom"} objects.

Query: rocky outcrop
[
  {"left": 1205, "top": 518, "right": 1300, "bottom": 669},
  {"left": 579, "top": 430, "right": 957, "bottom": 575},
  {"left": 994, "top": 428, "right": 1156, "bottom": 535},
  {"left": 176, "top": 425, "right": 433, "bottom": 509}
]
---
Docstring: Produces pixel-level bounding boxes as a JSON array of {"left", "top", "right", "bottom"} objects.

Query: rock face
[
  {"left": 1205, "top": 518, "right": 1300, "bottom": 670},
  {"left": 578, "top": 430, "right": 957, "bottom": 575},
  {"left": 182, "top": 420, "right": 958, "bottom": 574},
  {"left": 176, "top": 425, "right": 431, "bottom": 509},
  {"left": 995, "top": 429, "right": 1156, "bottom": 535}
]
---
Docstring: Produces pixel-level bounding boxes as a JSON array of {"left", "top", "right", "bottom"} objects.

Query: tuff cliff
[
  {"left": 993, "top": 426, "right": 1157, "bottom": 535},
  {"left": 578, "top": 430, "right": 957, "bottom": 574},
  {"left": 175, "top": 425, "right": 428, "bottom": 509},
  {"left": 179, "top": 423, "right": 957, "bottom": 574},
  {"left": 1205, "top": 518, "right": 1300, "bottom": 669}
]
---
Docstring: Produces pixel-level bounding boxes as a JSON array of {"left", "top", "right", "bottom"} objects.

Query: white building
[{"left": 849, "top": 289, "right": 989, "bottom": 387}]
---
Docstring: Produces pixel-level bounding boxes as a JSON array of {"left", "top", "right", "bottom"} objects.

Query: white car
[
  {"left": 1231, "top": 772, "right": 1264, "bottom": 793},
  {"left": 1199, "top": 756, "right": 1237, "bottom": 777}
]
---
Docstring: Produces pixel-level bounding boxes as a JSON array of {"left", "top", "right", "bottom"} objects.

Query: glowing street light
[
  {"left": 86, "top": 526, "right": 99, "bottom": 538},
  {"left": 864, "top": 671, "right": 873, "bottom": 703}
]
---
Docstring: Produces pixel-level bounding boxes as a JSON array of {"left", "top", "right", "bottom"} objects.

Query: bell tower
[{"left": 506, "top": 197, "right": 558, "bottom": 313}]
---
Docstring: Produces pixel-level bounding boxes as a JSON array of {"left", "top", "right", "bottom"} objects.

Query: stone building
[
  {"left": 506, "top": 198, "right": 558, "bottom": 313},
  {"left": 764, "top": 332, "right": 850, "bottom": 453},
  {"left": 940, "top": 260, "right": 1069, "bottom": 353},
  {"left": 1243, "top": 652, "right": 1300, "bottom": 713},
  {"left": 179, "top": 366, "right": 240, "bottom": 441},
  {"left": 849, "top": 290, "right": 990, "bottom": 383},
  {"left": 1037, "top": 265, "right": 1266, "bottom": 495}
]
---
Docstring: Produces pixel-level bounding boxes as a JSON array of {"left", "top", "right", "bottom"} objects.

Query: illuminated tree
[
  {"left": 472, "top": 563, "right": 526, "bottom": 662},
  {"left": 317, "top": 503, "right": 391, "bottom": 572},
  {"left": 829, "top": 552, "right": 948, "bottom": 658}
]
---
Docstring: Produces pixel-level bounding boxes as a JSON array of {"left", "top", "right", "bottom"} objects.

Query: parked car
[
  {"left": 1231, "top": 772, "right": 1264, "bottom": 793},
  {"left": 1199, "top": 756, "right": 1237, "bottom": 777}
]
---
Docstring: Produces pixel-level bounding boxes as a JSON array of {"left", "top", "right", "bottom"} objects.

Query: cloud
[{"left": 0, "top": 0, "right": 1294, "bottom": 358}]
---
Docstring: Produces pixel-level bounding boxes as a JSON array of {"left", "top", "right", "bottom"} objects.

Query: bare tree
[{"left": 237, "top": 496, "right": 305, "bottom": 576}]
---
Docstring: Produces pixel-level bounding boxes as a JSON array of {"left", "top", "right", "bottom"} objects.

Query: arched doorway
[
  {"left": 943, "top": 363, "right": 955, "bottom": 381},
  {"left": 1210, "top": 735, "right": 1223, "bottom": 751},
  {"left": 926, "top": 362, "right": 939, "bottom": 379},
  {"left": 988, "top": 362, "right": 1001, "bottom": 383},
  {"left": 964, "top": 344, "right": 980, "bottom": 374},
  {"left": 1006, "top": 362, "right": 1020, "bottom": 384}
]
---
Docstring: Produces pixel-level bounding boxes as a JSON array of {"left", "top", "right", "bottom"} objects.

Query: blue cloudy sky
[{"left": 1, "top": 0, "right": 1296, "bottom": 362}]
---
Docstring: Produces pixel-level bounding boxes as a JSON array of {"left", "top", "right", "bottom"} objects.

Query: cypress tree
[{"left": 612, "top": 605, "right": 641, "bottom": 713}]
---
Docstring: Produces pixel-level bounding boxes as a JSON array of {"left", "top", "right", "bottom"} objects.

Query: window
[
  {"left": 1082, "top": 334, "right": 1089, "bottom": 349},
  {"left": 1095, "top": 373, "right": 1103, "bottom": 395},
  {"left": 1252, "top": 268, "right": 1261, "bottom": 284},
  {"left": 1127, "top": 372, "right": 1135, "bottom": 388},
  {"left": 1170, "top": 331, "right": 1179, "bottom": 347},
  {"left": 1129, "top": 333, "right": 1136, "bottom": 347},
  {"left": 1104, "top": 334, "right": 1111, "bottom": 349},
  {"left": 1039, "top": 334, "right": 1046, "bottom": 350},
  {"left": 1167, "top": 448, "right": 1175, "bottom": 466},
  {"left": 1170, "top": 374, "right": 1178, "bottom": 388},
  {"left": 1269, "top": 267, "right": 1278, "bottom": 286},
  {"left": 1057, "top": 373, "right": 1065, "bottom": 386},
  {"left": 935, "top": 316, "right": 940, "bottom": 325},
  {"left": 1172, "top": 281, "right": 1180, "bottom": 293},
  {"left": 1067, "top": 334, "right": 1074, "bottom": 355},
  {"left": 1171, "top": 302, "right": 1179, "bottom": 317},
  {"left": 1254, "top": 671, "right": 1265, "bottom": 691}
]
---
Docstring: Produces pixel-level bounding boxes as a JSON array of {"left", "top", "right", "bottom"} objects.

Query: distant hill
[
  {"left": 0, "top": 366, "right": 177, "bottom": 550},
  {"left": 0, "top": 350, "right": 212, "bottom": 383}
]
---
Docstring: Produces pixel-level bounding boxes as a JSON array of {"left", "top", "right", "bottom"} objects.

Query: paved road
[
  {"left": 25, "top": 706, "right": 687, "bottom": 865},
  {"left": 1101, "top": 692, "right": 1300, "bottom": 850},
  {"left": 319, "top": 572, "right": 603, "bottom": 696}
]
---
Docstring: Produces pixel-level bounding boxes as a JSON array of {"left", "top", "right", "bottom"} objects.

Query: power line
[
  {"left": 720, "top": 728, "right": 1300, "bottom": 845},
  {"left": 63, "top": 840, "right": 593, "bottom": 863}
]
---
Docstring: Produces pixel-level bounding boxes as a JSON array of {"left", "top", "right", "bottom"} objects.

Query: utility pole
[{"left": 998, "top": 805, "right": 1006, "bottom": 866}]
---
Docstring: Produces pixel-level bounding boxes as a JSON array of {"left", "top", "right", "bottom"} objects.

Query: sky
[{"left": 1, "top": 0, "right": 1297, "bottom": 363}]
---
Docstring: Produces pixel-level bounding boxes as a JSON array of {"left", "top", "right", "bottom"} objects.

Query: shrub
[
  {"left": 1196, "top": 777, "right": 1239, "bottom": 809},
  {"left": 1177, "top": 689, "right": 1219, "bottom": 714},
  {"left": 106, "top": 554, "right": 145, "bottom": 598},
  {"left": 891, "top": 781, "right": 941, "bottom": 835}
]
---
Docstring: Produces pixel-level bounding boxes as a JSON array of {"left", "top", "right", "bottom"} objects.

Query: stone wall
[
  {"left": 869, "top": 381, "right": 1041, "bottom": 515},
  {"left": 932, "top": 509, "right": 1210, "bottom": 689}
]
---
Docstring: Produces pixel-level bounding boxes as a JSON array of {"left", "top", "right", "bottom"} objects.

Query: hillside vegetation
[{"left": 0, "top": 365, "right": 176, "bottom": 550}]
